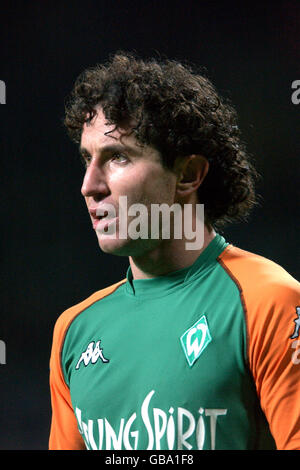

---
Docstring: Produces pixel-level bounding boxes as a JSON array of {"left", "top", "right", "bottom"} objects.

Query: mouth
[{"left": 89, "top": 207, "right": 118, "bottom": 233}]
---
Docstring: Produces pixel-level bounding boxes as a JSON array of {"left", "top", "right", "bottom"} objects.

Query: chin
[
  {"left": 97, "top": 234, "right": 132, "bottom": 256},
  {"left": 97, "top": 233, "right": 161, "bottom": 257}
]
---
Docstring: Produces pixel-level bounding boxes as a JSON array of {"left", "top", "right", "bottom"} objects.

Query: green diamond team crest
[{"left": 180, "top": 315, "right": 212, "bottom": 367}]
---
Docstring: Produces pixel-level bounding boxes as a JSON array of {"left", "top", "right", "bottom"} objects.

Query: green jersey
[{"left": 49, "top": 234, "right": 300, "bottom": 450}]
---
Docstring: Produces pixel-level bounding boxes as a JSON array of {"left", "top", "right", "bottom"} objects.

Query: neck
[{"left": 129, "top": 224, "right": 216, "bottom": 280}]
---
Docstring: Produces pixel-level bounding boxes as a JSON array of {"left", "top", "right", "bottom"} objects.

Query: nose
[{"left": 81, "top": 159, "right": 109, "bottom": 199}]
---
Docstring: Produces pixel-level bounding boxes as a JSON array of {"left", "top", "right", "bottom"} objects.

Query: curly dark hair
[{"left": 64, "top": 51, "right": 257, "bottom": 228}]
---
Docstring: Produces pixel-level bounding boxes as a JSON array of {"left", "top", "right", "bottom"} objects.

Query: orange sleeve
[
  {"left": 49, "top": 281, "right": 126, "bottom": 450},
  {"left": 219, "top": 246, "right": 300, "bottom": 450},
  {"left": 49, "top": 310, "right": 86, "bottom": 450}
]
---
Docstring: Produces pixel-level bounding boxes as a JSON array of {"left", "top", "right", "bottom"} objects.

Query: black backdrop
[{"left": 0, "top": 0, "right": 299, "bottom": 450}]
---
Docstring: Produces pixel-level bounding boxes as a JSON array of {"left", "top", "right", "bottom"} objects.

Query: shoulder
[
  {"left": 51, "top": 279, "right": 126, "bottom": 353},
  {"left": 217, "top": 244, "right": 299, "bottom": 343},
  {"left": 217, "top": 244, "right": 299, "bottom": 303},
  {"left": 218, "top": 245, "right": 300, "bottom": 373}
]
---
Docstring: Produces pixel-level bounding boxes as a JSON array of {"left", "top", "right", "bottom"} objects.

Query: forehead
[{"left": 81, "top": 107, "right": 136, "bottom": 150}]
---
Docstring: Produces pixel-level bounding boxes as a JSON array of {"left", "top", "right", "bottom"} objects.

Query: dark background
[{"left": 0, "top": 0, "right": 299, "bottom": 450}]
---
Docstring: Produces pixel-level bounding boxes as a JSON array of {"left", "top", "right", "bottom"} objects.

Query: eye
[
  {"left": 111, "top": 152, "right": 129, "bottom": 164},
  {"left": 80, "top": 153, "right": 92, "bottom": 168}
]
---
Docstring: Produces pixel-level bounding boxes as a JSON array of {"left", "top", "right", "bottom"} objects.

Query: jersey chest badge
[
  {"left": 180, "top": 315, "right": 212, "bottom": 367},
  {"left": 75, "top": 340, "right": 109, "bottom": 370}
]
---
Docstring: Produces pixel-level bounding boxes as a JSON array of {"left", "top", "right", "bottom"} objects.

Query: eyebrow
[{"left": 79, "top": 143, "right": 143, "bottom": 158}]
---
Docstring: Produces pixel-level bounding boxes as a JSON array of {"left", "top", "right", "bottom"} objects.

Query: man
[{"left": 49, "top": 52, "right": 300, "bottom": 450}]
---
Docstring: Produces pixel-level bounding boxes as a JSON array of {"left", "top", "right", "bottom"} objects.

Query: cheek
[
  {"left": 138, "top": 172, "right": 177, "bottom": 206},
  {"left": 107, "top": 167, "right": 146, "bottom": 197},
  {"left": 108, "top": 163, "right": 177, "bottom": 205},
  {"left": 147, "top": 165, "right": 177, "bottom": 193}
]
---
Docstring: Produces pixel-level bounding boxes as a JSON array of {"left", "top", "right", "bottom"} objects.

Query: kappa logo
[
  {"left": 290, "top": 307, "right": 300, "bottom": 339},
  {"left": 75, "top": 340, "right": 109, "bottom": 370},
  {"left": 180, "top": 315, "right": 212, "bottom": 367}
]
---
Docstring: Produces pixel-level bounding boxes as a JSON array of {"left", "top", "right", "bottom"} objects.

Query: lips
[{"left": 88, "top": 206, "right": 117, "bottom": 232}]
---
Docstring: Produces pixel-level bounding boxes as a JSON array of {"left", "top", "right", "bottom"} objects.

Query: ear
[{"left": 175, "top": 155, "right": 209, "bottom": 198}]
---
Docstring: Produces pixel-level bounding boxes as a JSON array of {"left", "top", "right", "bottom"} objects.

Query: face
[{"left": 80, "top": 107, "right": 178, "bottom": 256}]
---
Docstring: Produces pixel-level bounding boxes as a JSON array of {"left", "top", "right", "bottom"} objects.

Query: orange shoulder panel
[
  {"left": 49, "top": 279, "right": 126, "bottom": 450},
  {"left": 218, "top": 245, "right": 300, "bottom": 450}
]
